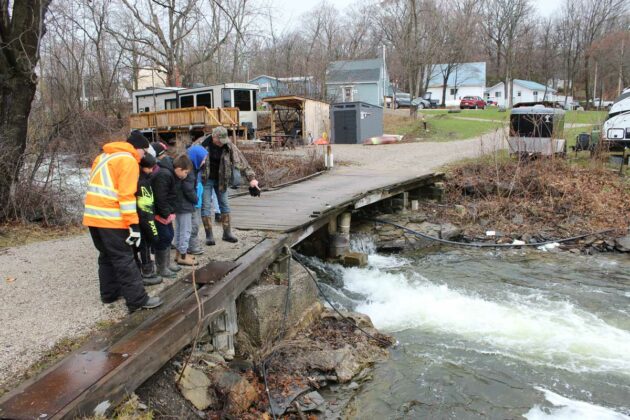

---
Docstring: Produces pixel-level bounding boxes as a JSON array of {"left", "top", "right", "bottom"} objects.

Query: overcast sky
[{"left": 270, "top": 0, "right": 563, "bottom": 28}]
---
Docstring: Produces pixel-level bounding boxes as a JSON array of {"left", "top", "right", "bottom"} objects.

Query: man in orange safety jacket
[{"left": 83, "top": 131, "right": 162, "bottom": 312}]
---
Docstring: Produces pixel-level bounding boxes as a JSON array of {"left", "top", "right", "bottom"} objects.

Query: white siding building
[
  {"left": 426, "top": 62, "right": 486, "bottom": 107},
  {"left": 485, "top": 79, "right": 557, "bottom": 107}
]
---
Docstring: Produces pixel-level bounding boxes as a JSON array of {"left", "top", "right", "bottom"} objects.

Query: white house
[
  {"left": 426, "top": 62, "right": 486, "bottom": 107},
  {"left": 485, "top": 79, "right": 557, "bottom": 107}
]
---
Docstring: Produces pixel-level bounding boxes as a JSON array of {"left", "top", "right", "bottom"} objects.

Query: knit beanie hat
[
  {"left": 150, "top": 142, "right": 167, "bottom": 158},
  {"left": 127, "top": 130, "right": 150, "bottom": 149},
  {"left": 140, "top": 153, "right": 157, "bottom": 169}
]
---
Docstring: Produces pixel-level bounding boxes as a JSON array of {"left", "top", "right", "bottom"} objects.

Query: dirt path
[{"left": 0, "top": 131, "right": 505, "bottom": 391}]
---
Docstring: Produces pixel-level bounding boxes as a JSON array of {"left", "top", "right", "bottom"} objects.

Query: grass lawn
[{"left": 384, "top": 112, "right": 503, "bottom": 141}]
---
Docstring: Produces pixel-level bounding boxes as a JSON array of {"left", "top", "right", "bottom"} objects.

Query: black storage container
[{"left": 330, "top": 102, "right": 383, "bottom": 144}]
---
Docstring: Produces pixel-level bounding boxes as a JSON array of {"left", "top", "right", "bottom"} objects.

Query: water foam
[
  {"left": 524, "top": 387, "right": 630, "bottom": 419},
  {"left": 341, "top": 256, "right": 630, "bottom": 374}
]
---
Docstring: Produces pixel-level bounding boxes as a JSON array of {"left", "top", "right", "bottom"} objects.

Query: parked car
[
  {"left": 460, "top": 96, "right": 486, "bottom": 109},
  {"left": 590, "top": 98, "right": 614, "bottom": 109},
  {"left": 411, "top": 97, "right": 431, "bottom": 109},
  {"left": 395, "top": 93, "right": 411, "bottom": 108}
]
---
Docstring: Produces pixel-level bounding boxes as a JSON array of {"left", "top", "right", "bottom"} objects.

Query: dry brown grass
[
  {"left": 437, "top": 157, "right": 630, "bottom": 238},
  {"left": 0, "top": 222, "right": 84, "bottom": 249},
  {"left": 242, "top": 148, "right": 325, "bottom": 188}
]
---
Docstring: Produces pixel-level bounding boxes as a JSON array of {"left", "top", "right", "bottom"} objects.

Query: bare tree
[
  {"left": 0, "top": 0, "right": 52, "bottom": 219},
  {"left": 482, "top": 0, "right": 532, "bottom": 106}
]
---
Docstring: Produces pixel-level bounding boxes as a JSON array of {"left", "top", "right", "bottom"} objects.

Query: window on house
[
  {"left": 180, "top": 95, "right": 194, "bottom": 108},
  {"left": 196, "top": 93, "right": 212, "bottom": 108},
  {"left": 222, "top": 89, "right": 231, "bottom": 107},
  {"left": 143, "top": 107, "right": 150, "bottom": 112},
  {"left": 533, "top": 91, "right": 539, "bottom": 99},
  {"left": 164, "top": 99, "right": 177, "bottom": 109},
  {"left": 495, "top": 92, "right": 501, "bottom": 98},
  {"left": 344, "top": 87, "right": 353, "bottom": 102},
  {"left": 517, "top": 91, "right": 522, "bottom": 97},
  {"left": 234, "top": 89, "right": 252, "bottom": 111},
  {"left": 450, "top": 88, "right": 458, "bottom": 95}
]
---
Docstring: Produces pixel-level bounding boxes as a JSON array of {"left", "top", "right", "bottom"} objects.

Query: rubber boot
[
  {"left": 176, "top": 252, "right": 196, "bottom": 266},
  {"left": 202, "top": 216, "right": 216, "bottom": 246},
  {"left": 168, "top": 248, "right": 182, "bottom": 272},
  {"left": 221, "top": 214, "right": 238, "bottom": 243},
  {"left": 141, "top": 263, "right": 162, "bottom": 286},
  {"left": 155, "top": 250, "right": 176, "bottom": 279}
]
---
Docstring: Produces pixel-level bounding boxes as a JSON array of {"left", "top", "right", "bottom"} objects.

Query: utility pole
[
  {"left": 619, "top": 28, "right": 627, "bottom": 96},
  {"left": 592, "top": 61, "right": 598, "bottom": 109}
]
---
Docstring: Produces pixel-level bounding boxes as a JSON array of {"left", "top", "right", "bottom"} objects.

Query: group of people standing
[{"left": 83, "top": 126, "right": 259, "bottom": 312}]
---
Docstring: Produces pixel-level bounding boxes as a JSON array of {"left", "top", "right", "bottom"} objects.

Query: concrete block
[
  {"left": 236, "top": 260, "right": 321, "bottom": 346},
  {"left": 340, "top": 252, "right": 368, "bottom": 268}
]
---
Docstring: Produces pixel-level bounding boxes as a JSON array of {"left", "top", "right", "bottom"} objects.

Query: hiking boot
[
  {"left": 176, "top": 253, "right": 196, "bottom": 266},
  {"left": 202, "top": 216, "right": 216, "bottom": 246},
  {"left": 155, "top": 249, "right": 176, "bottom": 278},
  {"left": 221, "top": 214, "right": 238, "bottom": 243},
  {"left": 143, "top": 296, "right": 162, "bottom": 309}
]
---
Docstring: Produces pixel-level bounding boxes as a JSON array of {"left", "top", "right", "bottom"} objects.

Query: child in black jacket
[
  {"left": 150, "top": 142, "right": 181, "bottom": 278},
  {"left": 135, "top": 154, "right": 161, "bottom": 285},
  {"left": 172, "top": 155, "right": 197, "bottom": 266}
]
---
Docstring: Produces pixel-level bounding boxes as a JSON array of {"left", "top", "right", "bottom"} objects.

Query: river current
[{"left": 308, "top": 239, "right": 630, "bottom": 419}]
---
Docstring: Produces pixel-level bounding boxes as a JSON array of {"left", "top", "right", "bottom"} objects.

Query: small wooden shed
[{"left": 263, "top": 96, "right": 330, "bottom": 141}]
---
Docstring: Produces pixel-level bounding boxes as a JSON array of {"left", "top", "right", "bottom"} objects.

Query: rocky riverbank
[
  {"left": 352, "top": 210, "right": 630, "bottom": 254},
  {"left": 351, "top": 156, "right": 630, "bottom": 255},
  {"left": 119, "top": 259, "right": 394, "bottom": 419}
]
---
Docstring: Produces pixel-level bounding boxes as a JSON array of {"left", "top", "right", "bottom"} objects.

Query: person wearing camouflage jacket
[{"left": 200, "top": 126, "right": 259, "bottom": 243}]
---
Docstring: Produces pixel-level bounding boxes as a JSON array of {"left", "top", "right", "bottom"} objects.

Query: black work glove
[
  {"left": 249, "top": 186, "right": 261, "bottom": 197},
  {"left": 126, "top": 224, "right": 142, "bottom": 247}
]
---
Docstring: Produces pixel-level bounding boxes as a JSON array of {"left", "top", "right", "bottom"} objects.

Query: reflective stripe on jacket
[{"left": 82, "top": 142, "right": 141, "bottom": 229}]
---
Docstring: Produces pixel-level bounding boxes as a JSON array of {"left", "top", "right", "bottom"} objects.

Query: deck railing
[{"left": 130, "top": 107, "right": 240, "bottom": 130}]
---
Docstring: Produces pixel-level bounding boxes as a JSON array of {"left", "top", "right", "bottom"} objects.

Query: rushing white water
[
  {"left": 339, "top": 254, "right": 630, "bottom": 375},
  {"left": 524, "top": 387, "right": 630, "bottom": 420}
]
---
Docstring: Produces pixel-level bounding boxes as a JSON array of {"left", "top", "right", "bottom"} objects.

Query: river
[{"left": 308, "top": 241, "right": 630, "bottom": 419}]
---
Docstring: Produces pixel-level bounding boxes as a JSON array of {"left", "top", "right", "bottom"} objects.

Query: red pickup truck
[{"left": 460, "top": 96, "right": 486, "bottom": 109}]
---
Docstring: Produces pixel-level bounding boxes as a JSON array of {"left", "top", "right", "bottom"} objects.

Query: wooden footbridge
[{"left": 0, "top": 163, "right": 442, "bottom": 419}]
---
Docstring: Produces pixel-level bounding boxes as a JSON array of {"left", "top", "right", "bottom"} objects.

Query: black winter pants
[{"left": 89, "top": 227, "right": 148, "bottom": 309}]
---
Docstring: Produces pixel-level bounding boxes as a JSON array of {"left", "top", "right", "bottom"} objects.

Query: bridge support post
[
  {"left": 328, "top": 212, "right": 351, "bottom": 258},
  {"left": 210, "top": 300, "right": 238, "bottom": 358}
]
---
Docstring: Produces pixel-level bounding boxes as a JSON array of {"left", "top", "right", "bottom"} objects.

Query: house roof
[
  {"left": 326, "top": 58, "right": 384, "bottom": 84},
  {"left": 485, "top": 79, "right": 557, "bottom": 93},
  {"left": 249, "top": 75, "right": 312, "bottom": 84},
  {"left": 514, "top": 79, "right": 556, "bottom": 92},
  {"left": 428, "top": 62, "right": 486, "bottom": 88}
]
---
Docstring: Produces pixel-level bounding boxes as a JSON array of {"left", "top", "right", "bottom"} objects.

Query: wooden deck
[
  {"left": 230, "top": 166, "right": 440, "bottom": 232},
  {"left": 129, "top": 107, "right": 239, "bottom": 131}
]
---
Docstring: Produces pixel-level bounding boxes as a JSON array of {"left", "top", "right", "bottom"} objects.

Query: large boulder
[
  {"left": 176, "top": 366, "right": 217, "bottom": 411},
  {"left": 615, "top": 235, "right": 630, "bottom": 252},
  {"left": 208, "top": 366, "right": 258, "bottom": 415}
]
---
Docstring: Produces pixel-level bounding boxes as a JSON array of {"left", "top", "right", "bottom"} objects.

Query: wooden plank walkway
[{"left": 230, "top": 166, "right": 439, "bottom": 232}]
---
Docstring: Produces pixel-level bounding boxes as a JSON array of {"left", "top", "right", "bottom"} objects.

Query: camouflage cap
[{"left": 212, "top": 126, "right": 228, "bottom": 139}]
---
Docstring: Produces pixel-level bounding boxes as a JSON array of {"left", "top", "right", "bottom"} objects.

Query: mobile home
[{"left": 132, "top": 83, "right": 259, "bottom": 129}]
